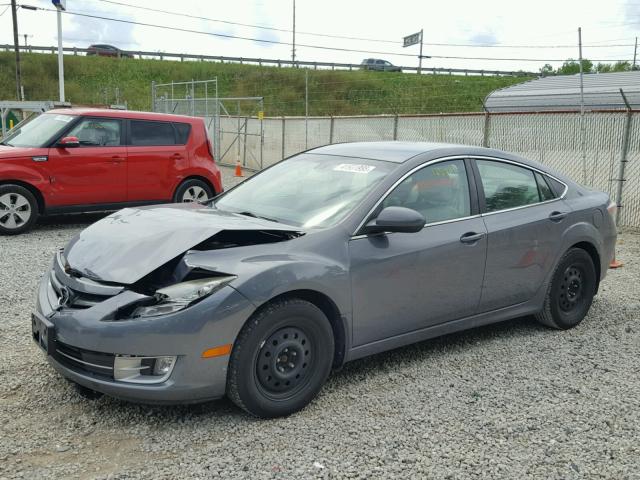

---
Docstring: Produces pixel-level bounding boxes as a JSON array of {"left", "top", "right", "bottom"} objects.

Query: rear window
[
  {"left": 130, "top": 120, "right": 176, "bottom": 146},
  {"left": 173, "top": 123, "right": 191, "bottom": 144}
]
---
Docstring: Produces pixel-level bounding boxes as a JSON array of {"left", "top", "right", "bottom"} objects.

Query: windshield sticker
[
  {"left": 54, "top": 115, "right": 74, "bottom": 123},
  {"left": 333, "top": 164, "right": 375, "bottom": 174}
]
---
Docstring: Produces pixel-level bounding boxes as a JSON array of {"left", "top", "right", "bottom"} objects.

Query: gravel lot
[{"left": 1, "top": 170, "right": 638, "bottom": 479}]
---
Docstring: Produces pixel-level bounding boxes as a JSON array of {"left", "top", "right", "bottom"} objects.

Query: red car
[{"left": 0, "top": 109, "right": 222, "bottom": 234}]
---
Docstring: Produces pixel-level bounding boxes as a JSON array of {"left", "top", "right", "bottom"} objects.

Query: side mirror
[
  {"left": 57, "top": 136, "right": 80, "bottom": 148},
  {"left": 364, "top": 206, "right": 425, "bottom": 234}
]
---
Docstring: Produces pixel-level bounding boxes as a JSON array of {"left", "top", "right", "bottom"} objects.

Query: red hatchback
[{"left": 0, "top": 109, "right": 222, "bottom": 234}]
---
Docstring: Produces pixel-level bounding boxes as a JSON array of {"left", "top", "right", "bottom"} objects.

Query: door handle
[
  {"left": 548, "top": 211, "right": 567, "bottom": 222},
  {"left": 170, "top": 153, "right": 183, "bottom": 159},
  {"left": 460, "top": 232, "right": 485, "bottom": 244}
]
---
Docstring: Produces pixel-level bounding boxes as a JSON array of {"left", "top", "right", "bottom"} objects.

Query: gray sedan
[{"left": 32, "top": 142, "right": 617, "bottom": 418}]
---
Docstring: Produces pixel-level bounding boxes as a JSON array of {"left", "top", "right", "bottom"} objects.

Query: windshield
[
  {"left": 2, "top": 113, "right": 77, "bottom": 148},
  {"left": 214, "top": 153, "right": 396, "bottom": 228}
]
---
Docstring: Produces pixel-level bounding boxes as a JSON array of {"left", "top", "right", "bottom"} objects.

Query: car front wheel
[
  {"left": 0, "top": 184, "right": 38, "bottom": 235},
  {"left": 227, "top": 298, "right": 335, "bottom": 418},
  {"left": 535, "top": 248, "right": 597, "bottom": 329}
]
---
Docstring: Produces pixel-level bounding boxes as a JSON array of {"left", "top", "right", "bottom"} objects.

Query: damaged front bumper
[{"left": 33, "top": 253, "right": 255, "bottom": 404}]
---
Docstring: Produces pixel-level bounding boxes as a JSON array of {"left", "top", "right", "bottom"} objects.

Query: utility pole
[
  {"left": 53, "top": 0, "right": 66, "bottom": 102},
  {"left": 633, "top": 37, "right": 638, "bottom": 71},
  {"left": 292, "top": 0, "right": 296, "bottom": 66},
  {"left": 10, "top": 0, "right": 21, "bottom": 100},
  {"left": 418, "top": 29, "right": 424, "bottom": 75},
  {"left": 578, "top": 27, "right": 587, "bottom": 184}
]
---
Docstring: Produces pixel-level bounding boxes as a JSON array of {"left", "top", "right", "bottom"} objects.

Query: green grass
[{"left": 0, "top": 52, "right": 531, "bottom": 116}]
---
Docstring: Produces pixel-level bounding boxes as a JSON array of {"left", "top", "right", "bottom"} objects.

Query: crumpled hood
[{"left": 64, "top": 203, "right": 302, "bottom": 285}]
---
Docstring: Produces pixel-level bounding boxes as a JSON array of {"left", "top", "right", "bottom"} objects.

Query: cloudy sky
[{"left": 1, "top": 0, "right": 639, "bottom": 72}]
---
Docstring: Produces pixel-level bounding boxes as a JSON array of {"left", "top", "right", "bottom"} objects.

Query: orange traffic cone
[{"left": 234, "top": 160, "right": 243, "bottom": 177}]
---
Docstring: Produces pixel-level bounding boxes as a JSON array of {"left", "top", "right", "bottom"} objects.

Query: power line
[
  {"left": 83, "top": 0, "right": 638, "bottom": 50},
  {"left": 23, "top": 7, "right": 637, "bottom": 63}
]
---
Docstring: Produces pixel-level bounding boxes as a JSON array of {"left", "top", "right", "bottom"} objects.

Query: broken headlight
[{"left": 132, "top": 276, "right": 236, "bottom": 318}]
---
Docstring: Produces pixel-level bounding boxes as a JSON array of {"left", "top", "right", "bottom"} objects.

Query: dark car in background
[
  {"left": 31, "top": 142, "right": 616, "bottom": 418},
  {"left": 361, "top": 58, "right": 402, "bottom": 72},
  {"left": 86, "top": 44, "right": 134, "bottom": 58}
]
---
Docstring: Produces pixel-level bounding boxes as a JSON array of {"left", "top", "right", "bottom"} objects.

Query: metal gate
[{"left": 151, "top": 79, "right": 264, "bottom": 170}]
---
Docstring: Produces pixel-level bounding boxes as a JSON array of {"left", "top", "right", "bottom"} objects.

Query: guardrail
[{"left": 0, "top": 44, "right": 536, "bottom": 77}]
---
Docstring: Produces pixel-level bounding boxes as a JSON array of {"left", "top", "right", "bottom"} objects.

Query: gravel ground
[{"left": 0, "top": 173, "right": 638, "bottom": 478}]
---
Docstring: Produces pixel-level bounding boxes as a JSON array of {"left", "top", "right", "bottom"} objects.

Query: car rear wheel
[
  {"left": 174, "top": 179, "right": 214, "bottom": 204},
  {"left": 0, "top": 184, "right": 38, "bottom": 235},
  {"left": 535, "top": 248, "right": 597, "bottom": 329},
  {"left": 227, "top": 298, "right": 334, "bottom": 418}
]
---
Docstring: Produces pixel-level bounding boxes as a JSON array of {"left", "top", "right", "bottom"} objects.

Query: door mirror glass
[
  {"left": 57, "top": 136, "right": 80, "bottom": 148},
  {"left": 365, "top": 206, "right": 425, "bottom": 234}
]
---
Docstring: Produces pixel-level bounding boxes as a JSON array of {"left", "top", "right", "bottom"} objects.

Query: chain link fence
[{"left": 219, "top": 110, "right": 639, "bottom": 227}]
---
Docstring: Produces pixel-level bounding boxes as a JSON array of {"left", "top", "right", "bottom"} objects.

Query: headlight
[{"left": 132, "top": 276, "right": 236, "bottom": 318}]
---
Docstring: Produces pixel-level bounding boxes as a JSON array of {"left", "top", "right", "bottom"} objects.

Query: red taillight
[{"left": 204, "top": 125, "right": 215, "bottom": 162}]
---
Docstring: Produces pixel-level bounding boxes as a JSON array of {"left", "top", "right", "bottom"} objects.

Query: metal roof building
[{"left": 484, "top": 71, "right": 640, "bottom": 112}]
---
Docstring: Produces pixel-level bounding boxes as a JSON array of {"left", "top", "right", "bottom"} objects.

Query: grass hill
[{"left": 0, "top": 52, "right": 530, "bottom": 116}]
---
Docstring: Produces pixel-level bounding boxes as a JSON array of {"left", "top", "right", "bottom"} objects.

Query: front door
[
  {"left": 47, "top": 117, "right": 126, "bottom": 207},
  {"left": 349, "top": 159, "right": 487, "bottom": 347}
]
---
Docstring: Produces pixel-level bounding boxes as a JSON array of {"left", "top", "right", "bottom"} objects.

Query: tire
[
  {"left": 0, "top": 184, "right": 39, "bottom": 235},
  {"left": 173, "top": 179, "right": 214, "bottom": 204},
  {"left": 227, "top": 298, "right": 335, "bottom": 418},
  {"left": 535, "top": 248, "right": 597, "bottom": 330}
]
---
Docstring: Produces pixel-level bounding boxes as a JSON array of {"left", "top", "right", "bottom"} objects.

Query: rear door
[
  {"left": 46, "top": 116, "right": 126, "bottom": 206},
  {"left": 126, "top": 119, "right": 189, "bottom": 202},
  {"left": 473, "top": 158, "right": 569, "bottom": 312}
]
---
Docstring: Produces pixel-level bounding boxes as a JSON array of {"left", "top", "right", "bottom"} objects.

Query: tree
[
  {"left": 557, "top": 58, "right": 593, "bottom": 75},
  {"left": 596, "top": 63, "right": 612, "bottom": 73},
  {"left": 612, "top": 61, "right": 631, "bottom": 72},
  {"left": 539, "top": 64, "right": 554, "bottom": 76}
]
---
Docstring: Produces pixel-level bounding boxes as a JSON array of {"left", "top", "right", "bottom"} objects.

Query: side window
[
  {"left": 382, "top": 159, "right": 471, "bottom": 223},
  {"left": 535, "top": 172, "right": 555, "bottom": 201},
  {"left": 65, "top": 118, "right": 121, "bottom": 147},
  {"left": 173, "top": 123, "right": 191, "bottom": 144},
  {"left": 130, "top": 120, "right": 176, "bottom": 146},
  {"left": 375, "top": 60, "right": 385, "bottom": 65},
  {"left": 477, "top": 160, "right": 541, "bottom": 212}
]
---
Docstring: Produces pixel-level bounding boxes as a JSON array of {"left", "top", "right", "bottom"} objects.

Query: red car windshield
[{"left": 2, "top": 113, "right": 77, "bottom": 148}]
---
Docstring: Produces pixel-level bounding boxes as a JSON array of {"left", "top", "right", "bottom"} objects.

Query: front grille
[
  {"left": 55, "top": 341, "right": 114, "bottom": 380},
  {"left": 50, "top": 250, "right": 123, "bottom": 310}
]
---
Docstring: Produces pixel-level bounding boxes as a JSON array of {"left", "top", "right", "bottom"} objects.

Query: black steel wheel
[
  {"left": 536, "top": 248, "right": 597, "bottom": 330},
  {"left": 227, "top": 298, "right": 334, "bottom": 418}
]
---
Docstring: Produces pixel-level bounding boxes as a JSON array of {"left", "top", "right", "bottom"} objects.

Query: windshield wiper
[{"left": 237, "top": 211, "right": 280, "bottom": 223}]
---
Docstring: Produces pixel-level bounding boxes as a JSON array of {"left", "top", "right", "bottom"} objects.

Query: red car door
[
  {"left": 126, "top": 119, "right": 188, "bottom": 202},
  {"left": 46, "top": 117, "right": 126, "bottom": 207}
]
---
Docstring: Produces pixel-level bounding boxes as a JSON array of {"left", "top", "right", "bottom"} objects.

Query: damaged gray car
[{"left": 33, "top": 142, "right": 617, "bottom": 418}]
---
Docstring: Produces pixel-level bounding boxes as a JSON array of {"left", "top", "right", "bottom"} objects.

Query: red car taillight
[{"left": 204, "top": 126, "right": 215, "bottom": 162}]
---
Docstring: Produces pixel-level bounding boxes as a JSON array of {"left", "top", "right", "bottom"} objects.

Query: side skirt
[
  {"left": 346, "top": 299, "right": 541, "bottom": 362},
  {"left": 44, "top": 200, "right": 169, "bottom": 215}
]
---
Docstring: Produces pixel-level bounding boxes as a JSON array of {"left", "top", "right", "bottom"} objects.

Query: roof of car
[
  {"left": 45, "top": 108, "right": 199, "bottom": 122},
  {"left": 310, "top": 141, "right": 476, "bottom": 163}
]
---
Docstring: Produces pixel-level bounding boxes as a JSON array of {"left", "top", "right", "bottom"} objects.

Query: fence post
[
  {"left": 150, "top": 81, "right": 156, "bottom": 112},
  {"left": 329, "top": 116, "right": 335, "bottom": 144},
  {"left": 482, "top": 110, "right": 491, "bottom": 148},
  {"left": 281, "top": 116, "right": 286, "bottom": 160},
  {"left": 393, "top": 115, "right": 399, "bottom": 140},
  {"left": 615, "top": 89, "right": 633, "bottom": 226}
]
